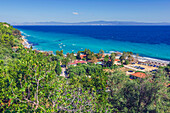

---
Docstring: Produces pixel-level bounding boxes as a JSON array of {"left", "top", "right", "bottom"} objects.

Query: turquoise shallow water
[{"left": 15, "top": 26, "right": 170, "bottom": 61}]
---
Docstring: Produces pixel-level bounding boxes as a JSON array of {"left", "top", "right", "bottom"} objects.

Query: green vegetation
[
  {"left": 55, "top": 61, "right": 62, "bottom": 75},
  {"left": 0, "top": 23, "right": 170, "bottom": 112},
  {"left": 120, "top": 51, "right": 135, "bottom": 64}
]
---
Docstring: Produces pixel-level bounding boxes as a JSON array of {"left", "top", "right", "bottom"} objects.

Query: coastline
[
  {"left": 20, "top": 31, "right": 170, "bottom": 65},
  {"left": 104, "top": 52, "right": 170, "bottom": 66},
  {"left": 21, "top": 36, "right": 31, "bottom": 48}
]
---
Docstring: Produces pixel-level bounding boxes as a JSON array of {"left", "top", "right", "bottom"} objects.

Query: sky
[{"left": 0, "top": 0, "right": 170, "bottom": 23}]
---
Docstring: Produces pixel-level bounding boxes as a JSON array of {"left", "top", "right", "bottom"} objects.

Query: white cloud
[{"left": 72, "top": 12, "right": 79, "bottom": 15}]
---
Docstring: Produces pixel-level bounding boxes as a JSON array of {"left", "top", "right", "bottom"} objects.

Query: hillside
[{"left": 0, "top": 23, "right": 170, "bottom": 112}]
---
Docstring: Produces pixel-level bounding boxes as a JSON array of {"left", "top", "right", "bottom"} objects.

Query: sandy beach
[{"left": 107, "top": 52, "right": 170, "bottom": 65}]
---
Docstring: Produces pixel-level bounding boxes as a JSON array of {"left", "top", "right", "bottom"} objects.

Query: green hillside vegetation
[
  {"left": 0, "top": 22, "right": 21, "bottom": 64},
  {"left": 0, "top": 23, "right": 170, "bottom": 112}
]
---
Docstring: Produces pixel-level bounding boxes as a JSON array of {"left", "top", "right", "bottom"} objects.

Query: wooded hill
[{"left": 0, "top": 23, "right": 169, "bottom": 112}]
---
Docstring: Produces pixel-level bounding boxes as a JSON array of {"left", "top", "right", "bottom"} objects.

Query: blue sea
[{"left": 14, "top": 26, "right": 170, "bottom": 61}]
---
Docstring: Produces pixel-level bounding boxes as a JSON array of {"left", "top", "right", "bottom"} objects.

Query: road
[{"left": 60, "top": 67, "right": 67, "bottom": 77}]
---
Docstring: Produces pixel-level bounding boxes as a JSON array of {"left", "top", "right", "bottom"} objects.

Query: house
[
  {"left": 12, "top": 46, "right": 19, "bottom": 49},
  {"left": 129, "top": 72, "right": 146, "bottom": 79},
  {"left": 12, "top": 46, "right": 19, "bottom": 51},
  {"left": 167, "top": 84, "right": 170, "bottom": 87},
  {"left": 115, "top": 52, "right": 122, "bottom": 56},
  {"left": 102, "top": 55, "right": 105, "bottom": 58},
  {"left": 34, "top": 50, "right": 41, "bottom": 54},
  {"left": 80, "top": 55, "right": 86, "bottom": 59},
  {"left": 114, "top": 59, "right": 121, "bottom": 65},
  {"left": 68, "top": 60, "right": 87, "bottom": 66},
  {"left": 48, "top": 51, "right": 54, "bottom": 55},
  {"left": 3, "top": 24, "right": 9, "bottom": 28},
  {"left": 87, "top": 60, "right": 93, "bottom": 63}
]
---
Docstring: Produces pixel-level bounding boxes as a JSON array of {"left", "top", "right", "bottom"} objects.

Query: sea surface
[{"left": 14, "top": 26, "right": 170, "bottom": 61}]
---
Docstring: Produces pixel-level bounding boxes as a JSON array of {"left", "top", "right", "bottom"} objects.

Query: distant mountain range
[{"left": 12, "top": 21, "right": 170, "bottom": 25}]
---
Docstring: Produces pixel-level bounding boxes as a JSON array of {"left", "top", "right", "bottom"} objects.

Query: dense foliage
[{"left": 0, "top": 23, "right": 170, "bottom": 112}]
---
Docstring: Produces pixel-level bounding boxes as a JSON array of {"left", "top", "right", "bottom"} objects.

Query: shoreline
[
  {"left": 105, "top": 52, "right": 170, "bottom": 66},
  {"left": 20, "top": 32, "right": 170, "bottom": 65},
  {"left": 21, "top": 36, "right": 31, "bottom": 48}
]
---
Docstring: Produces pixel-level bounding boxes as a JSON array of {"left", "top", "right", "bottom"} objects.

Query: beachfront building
[
  {"left": 129, "top": 72, "right": 146, "bottom": 80},
  {"left": 68, "top": 60, "right": 87, "bottom": 66},
  {"left": 34, "top": 50, "right": 41, "bottom": 54},
  {"left": 115, "top": 52, "right": 122, "bottom": 56},
  {"left": 114, "top": 59, "right": 121, "bottom": 65},
  {"left": 80, "top": 55, "right": 86, "bottom": 59}
]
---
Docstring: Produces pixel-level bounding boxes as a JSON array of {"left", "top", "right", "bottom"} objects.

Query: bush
[{"left": 125, "top": 60, "right": 129, "bottom": 65}]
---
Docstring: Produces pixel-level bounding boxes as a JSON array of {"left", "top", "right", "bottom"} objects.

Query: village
[
  {"left": 13, "top": 40, "right": 169, "bottom": 80},
  {"left": 65, "top": 52, "right": 169, "bottom": 79},
  {"left": 11, "top": 35, "right": 170, "bottom": 81}
]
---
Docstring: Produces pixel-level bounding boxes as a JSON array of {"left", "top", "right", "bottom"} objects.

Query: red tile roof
[
  {"left": 68, "top": 60, "right": 87, "bottom": 65},
  {"left": 12, "top": 46, "right": 19, "bottom": 49},
  {"left": 115, "top": 59, "right": 120, "bottom": 61},
  {"left": 108, "top": 59, "right": 120, "bottom": 62},
  {"left": 76, "top": 60, "right": 87, "bottom": 63},
  {"left": 87, "top": 60, "right": 92, "bottom": 63},
  {"left": 98, "top": 58, "right": 104, "bottom": 61},
  {"left": 130, "top": 72, "right": 146, "bottom": 78},
  {"left": 80, "top": 55, "right": 86, "bottom": 59},
  {"left": 167, "top": 83, "right": 170, "bottom": 87}
]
